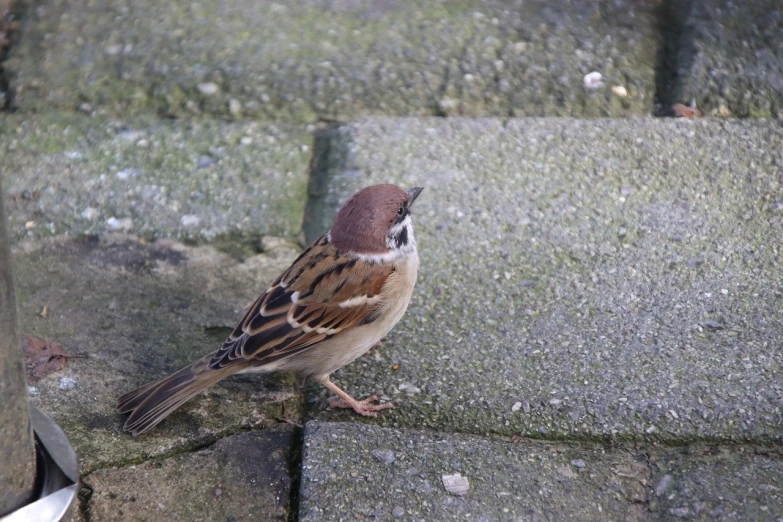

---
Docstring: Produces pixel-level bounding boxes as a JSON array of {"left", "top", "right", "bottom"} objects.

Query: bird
[{"left": 117, "top": 184, "right": 424, "bottom": 435}]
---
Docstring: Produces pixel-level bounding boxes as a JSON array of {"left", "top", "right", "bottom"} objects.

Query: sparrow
[{"left": 117, "top": 184, "right": 423, "bottom": 435}]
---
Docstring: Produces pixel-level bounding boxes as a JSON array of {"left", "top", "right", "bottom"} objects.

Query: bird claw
[{"left": 328, "top": 394, "right": 394, "bottom": 417}]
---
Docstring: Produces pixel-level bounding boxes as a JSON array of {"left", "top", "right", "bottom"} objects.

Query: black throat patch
[{"left": 393, "top": 226, "right": 409, "bottom": 248}]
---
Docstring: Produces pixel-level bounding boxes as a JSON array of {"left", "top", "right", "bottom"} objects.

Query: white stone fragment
[
  {"left": 398, "top": 383, "right": 421, "bottom": 394},
  {"left": 59, "top": 376, "right": 76, "bottom": 390},
  {"left": 197, "top": 82, "right": 219, "bottom": 95},
  {"left": 106, "top": 217, "right": 133, "bottom": 231},
  {"left": 180, "top": 214, "right": 202, "bottom": 227},
  {"left": 583, "top": 71, "right": 603, "bottom": 90},
  {"left": 612, "top": 85, "right": 628, "bottom": 97},
  {"left": 442, "top": 473, "right": 469, "bottom": 496}
]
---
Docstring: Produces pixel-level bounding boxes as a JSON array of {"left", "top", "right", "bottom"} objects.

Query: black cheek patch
[{"left": 394, "top": 226, "right": 408, "bottom": 248}]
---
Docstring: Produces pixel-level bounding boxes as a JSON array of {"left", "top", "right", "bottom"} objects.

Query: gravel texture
[
  {"left": 300, "top": 422, "right": 783, "bottom": 521},
  {"left": 12, "top": 234, "right": 302, "bottom": 472},
  {"left": 2, "top": 113, "right": 311, "bottom": 241},
  {"left": 6, "top": 0, "right": 658, "bottom": 119},
  {"left": 671, "top": 0, "right": 783, "bottom": 118},
  {"left": 83, "top": 427, "right": 296, "bottom": 521},
  {"left": 300, "top": 422, "right": 650, "bottom": 521},
  {"left": 305, "top": 117, "right": 783, "bottom": 443}
]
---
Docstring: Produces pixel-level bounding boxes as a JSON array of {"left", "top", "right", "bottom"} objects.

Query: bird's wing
[{"left": 208, "top": 235, "right": 394, "bottom": 370}]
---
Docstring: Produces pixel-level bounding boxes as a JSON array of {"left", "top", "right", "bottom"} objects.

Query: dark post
[{"left": 0, "top": 176, "right": 36, "bottom": 516}]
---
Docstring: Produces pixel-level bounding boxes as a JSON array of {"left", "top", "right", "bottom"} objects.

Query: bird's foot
[{"left": 328, "top": 394, "right": 394, "bottom": 417}]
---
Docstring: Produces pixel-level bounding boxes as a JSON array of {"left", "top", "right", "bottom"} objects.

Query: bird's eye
[{"left": 397, "top": 205, "right": 405, "bottom": 216}]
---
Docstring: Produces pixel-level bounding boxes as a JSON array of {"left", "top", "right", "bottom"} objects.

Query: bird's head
[{"left": 330, "top": 184, "right": 424, "bottom": 259}]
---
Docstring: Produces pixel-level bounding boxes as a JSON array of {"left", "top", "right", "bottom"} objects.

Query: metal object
[
  {"left": 0, "top": 175, "right": 36, "bottom": 515},
  {"left": 1, "top": 406, "right": 79, "bottom": 522},
  {"left": 0, "top": 176, "right": 78, "bottom": 522}
]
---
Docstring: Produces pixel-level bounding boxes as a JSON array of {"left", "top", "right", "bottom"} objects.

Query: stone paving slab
[
  {"left": 2, "top": 113, "right": 311, "bottom": 241},
  {"left": 6, "top": 0, "right": 658, "bottom": 119},
  {"left": 672, "top": 0, "right": 783, "bottom": 118},
  {"left": 11, "top": 233, "right": 302, "bottom": 473},
  {"left": 81, "top": 426, "right": 296, "bottom": 522},
  {"left": 299, "top": 422, "right": 783, "bottom": 521},
  {"left": 651, "top": 444, "right": 783, "bottom": 520},
  {"left": 304, "top": 118, "right": 783, "bottom": 442}
]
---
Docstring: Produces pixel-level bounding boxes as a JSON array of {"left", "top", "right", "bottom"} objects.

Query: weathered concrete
[
  {"left": 299, "top": 422, "right": 783, "bottom": 521},
  {"left": 6, "top": 0, "right": 659, "bottom": 119},
  {"left": 650, "top": 444, "right": 783, "bottom": 519},
  {"left": 83, "top": 427, "right": 296, "bottom": 522},
  {"left": 671, "top": 0, "right": 783, "bottom": 118},
  {"left": 12, "top": 233, "right": 302, "bottom": 473},
  {"left": 0, "top": 176, "right": 36, "bottom": 516},
  {"left": 305, "top": 118, "right": 783, "bottom": 443},
  {"left": 2, "top": 113, "right": 311, "bottom": 241}
]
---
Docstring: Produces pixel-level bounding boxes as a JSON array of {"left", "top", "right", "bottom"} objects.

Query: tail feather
[{"left": 116, "top": 354, "right": 239, "bottom": 436}]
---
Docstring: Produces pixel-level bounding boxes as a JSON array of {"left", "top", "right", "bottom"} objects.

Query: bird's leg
[{"left": 319, "top": 377, "right": 394, "bottom": 417}]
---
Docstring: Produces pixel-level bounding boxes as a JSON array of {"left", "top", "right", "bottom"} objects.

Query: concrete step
[
  {"left": 668, "top": 0, "right": 783, "bottom": 118},
  {"left": 299, "top": 421, "right": 783, "bottom": 521},
  {"left": 81, "top": 427, "right": 295, "bottom": 521},
  {"left": 6, "top": 0, "right": 659, "bottom": 119},
  {"left": 1, "top": 113, "right": 311, "bottom": 241},
  {"left": 12, "top": 234, "right": 302, "bottom": 474},
  {"left": 304, "top": 117, "right": 783, "bottom": 443}
]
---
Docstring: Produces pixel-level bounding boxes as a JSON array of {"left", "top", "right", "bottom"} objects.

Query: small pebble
[
  {"left": 670, "top": 507, "right": 689, "bottom": 518},
  {"left": 557, "top": 466, "right": 576, "bottom": 478},
  {"left": 81, "top": 207, "right": 98, "bottom": 220},
  {"left": 214, "top": 488, "right": 222, "bottom": 498},
  {"left": 198, "top": 82, "right": 219, "bottom": 95},
  {"left": 197, "top": 156, "right": 217, "bottom": 169},
  {"left": 583, "top": 71, "right": 603, "bottom": 90},
  {"left": 571, "top": 459, "right": 586, "bottom": 469},
  {"left": 228, "top": 98, "right": 242, "bottom": 117},
  {"left": 655, "top": 474, "right": 672, "bottom": 496},
  {"left": 116, "top": 168, "right": 142, "bottom": 180},
  {"left": 398, "top": 383, "right": 421, "bottom": 394},
  {"left": 611, "top": 85, "right": 628, "bottom": 97},
  {"left": 59, "top": 376, "right": 76, "bottom": 390},
  {"left": 392, "top": 506, "right": 405, "bottom": 518},
  {"left": 511, "top": 401, "right": 522, "bottom": 412},
  {"left": 106, "top": 217, "right": 133, "bottom": 231},
  {"left": 442, "top": 473, "right": 469, "bottom": 496},
  {"left": 240, "top": 136, "right": 253, "bottom": 145},
  {"left": 180, "top": 214, "right": 202, "bottom": 227},
  {"left": 371, "top": 449, "right": 396, "bottom": 465}
]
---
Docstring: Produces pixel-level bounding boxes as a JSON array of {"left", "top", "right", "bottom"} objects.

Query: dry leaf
[
  {"left": 23, "top": 335, "right": 81, "bottom": 380},
  {"left": 672, "top": 103, "right": 702, "bottom": 118}
]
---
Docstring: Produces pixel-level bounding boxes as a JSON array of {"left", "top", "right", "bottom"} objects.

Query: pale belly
[{"left": 259, "top": 254, "right": 418, "bottom": 378}]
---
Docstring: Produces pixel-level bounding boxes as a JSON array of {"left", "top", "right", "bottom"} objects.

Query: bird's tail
[{"left": 116, "top": 354, "right": 239, "bottom": 436}]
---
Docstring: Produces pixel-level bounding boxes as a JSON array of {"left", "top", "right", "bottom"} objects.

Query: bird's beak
[{"left": 406, "top": 187, "right": 424, "bottom": 207}]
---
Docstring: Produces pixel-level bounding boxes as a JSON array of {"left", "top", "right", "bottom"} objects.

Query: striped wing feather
[{"left": 208, "top": 235, "right": 393, "bottom": 370}]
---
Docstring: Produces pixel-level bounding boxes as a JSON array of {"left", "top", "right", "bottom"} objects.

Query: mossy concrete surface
[
  {"left": 82, "top": 427, "right": 296, "bottom": 522},
  {"left": 305, "top": 118, "right": 783, "bottom": 443},
  {"left": 12, "top": 233, "right": 302, "bottom": 474},
  {"left": 672, "top": 0, "right": 783, "bottom": 118},
  {"left": 299, "top": 422, "right": 783, "bottom": 521},
  {"left": 2, "top": 113, "right": 311, "bottom": 241},
  {"left": 7, "top": 0, "right": 658, "bottom": 119}
]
